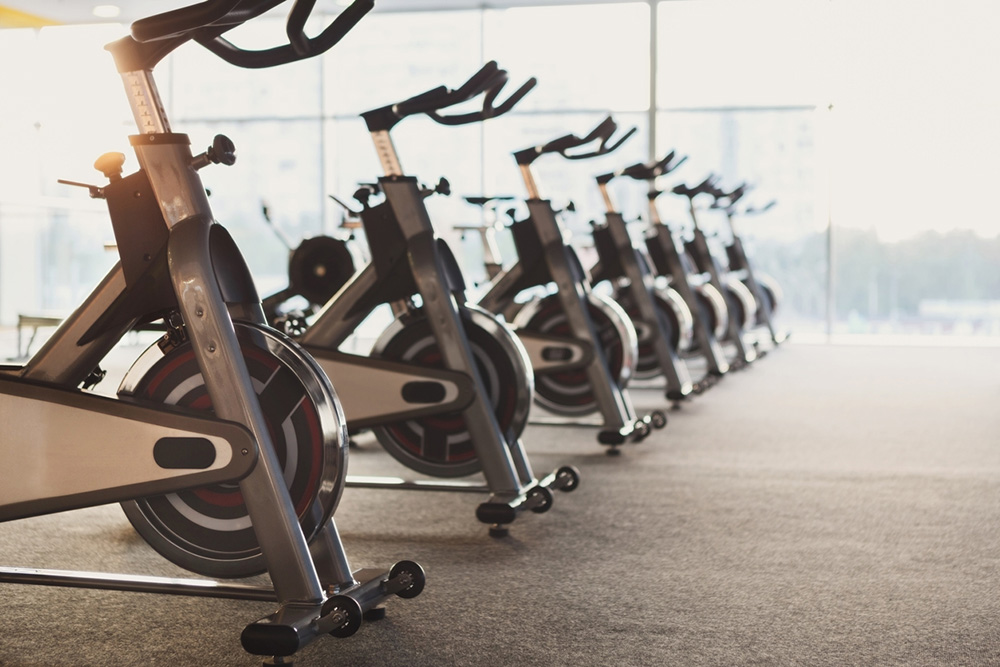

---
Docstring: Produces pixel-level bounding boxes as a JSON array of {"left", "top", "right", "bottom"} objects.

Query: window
[{"left": 3, "top": 2, "right": 999, "bottom": 343}]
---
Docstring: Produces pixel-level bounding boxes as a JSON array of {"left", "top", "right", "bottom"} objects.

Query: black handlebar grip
[
  {"left": 580, "top": 116, "right": 618, "bottom": 145},
  {"left": 286, "top": 0, "right": 317, "bottom": 56},
  {"left": 562, "top": 124, "right": 635, "bottom": 161},
  {"left": 394, "top": 86, "right": 451, "bottom": 117},
  {"left": 515, "top": 116, "right": 634, "bottom": 165},
  {"left": 429, "top": 74, "right": 535, "bottom": 125},
  {"left": 294, "top": 0, "right": 372, "bottom": 56},
  {"left": 486, "top": 76, "right": 536, "bottom": 117},
  {"left": 618, "top": 161, "right": 652, "bottom": 181},
  {"left": 366, "top": 62, "right": 532, "bottom": 131},
  {"left": 203, "top": 0, "right": 373, "bottom": 67},
  {"left": 673, "top": 175, "right": 720, "bottom": 199},
  {"left": 722, "top": 184, "right": 746, "bottom": 204},
  {"left": 131, "top": 0, "right": 245, "bottom": 42},
  {"left": 600, "top": 125, "right": 636, "bottom": 153},
  {"left": 451, "top": 61, "right": 503, "bottom": 101},
  {"left": 540, "top": 133, "right": 581, "bottom": 155},
  {"left": 427, "top": 68, "right": 509, "bottom": 125},
  {"left": 391, "top": 62, "right": 500, "bottom": 119},
  {"left": 541, "top": 117, "right": 617, "bottom": 155}
]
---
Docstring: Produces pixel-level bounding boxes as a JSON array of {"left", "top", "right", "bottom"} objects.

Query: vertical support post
[
  {"left": 648, "top": 0, "right": 658, "bottom": 163},
  {"left": 318, "top": 54, "right": 329, "bottom": 236},
  {"left": 825, "top": 103, "right": 835, "bottom": 341}
]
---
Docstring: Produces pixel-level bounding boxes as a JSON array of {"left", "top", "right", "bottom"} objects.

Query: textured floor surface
[{"left": 1, "top": 342, "right": 998, "bottom": 666}]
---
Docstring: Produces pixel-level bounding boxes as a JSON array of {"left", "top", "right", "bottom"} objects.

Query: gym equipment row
[
  {"left": 451, "top": 129, "right": 788, "bottom": 399},
  {"left": 0, "top": 0, "right": 786, "bottom": 662}
]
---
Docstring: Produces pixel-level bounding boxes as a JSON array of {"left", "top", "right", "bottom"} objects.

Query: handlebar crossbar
[
  {"left": 130, "top": 0, "right": 256, "bottom": 42},
  {"left": 119, "top": 0, "right": 373, "bottom": 71},
  {"left": 464, "top": 195, "right": 516, "bottom": 207},
  {"left": 745, "top": 200, "right": 778, "bottom": 216},
  {"left": 362, "top": 61, "right": 535, "bottom": 132},
  {"left": 722, "top": 183, "right": 750, "bottom": 205},
  {"left": 672, "top": 175, "right": 721, "bottom": 201},
  {"left": 514, "top": 116, "right": 636, "bottom": 166},
  {"left": 707, "top": 181, "right": 778, "bottom": 218},
  {"left": 595, "top": 151, "right": 688, "bottom": 185}
]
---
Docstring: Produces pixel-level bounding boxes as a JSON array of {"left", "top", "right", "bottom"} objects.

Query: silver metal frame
[
  {"left": 299, "top": 130, "right": 571, "bottom": 527},
  {"left": 721, "top": 211, "right": 788, "bottom": 346},
  {"left": 684, "top": 198, "right": 758, "bottom": 365},
  {"left": 0, "top": 30, "right": 419, "bottom": 659},
  {"left": 593, "top": 181, "right": 693, "bottom": 399},
  {"left": 117, "top": 320, "right": 349, "bottom": 578},
  {"left": 478, "top": 169, "right": 655, "bottom": 446},
  {"left": 513, "top": 290, "right": 636, "bottom": 417},
  {"left": 369, "top": 303, "right": 534, "bottom": 478},
  {"left": 644, "top": 194, "right": 731, "bottom": 376}
]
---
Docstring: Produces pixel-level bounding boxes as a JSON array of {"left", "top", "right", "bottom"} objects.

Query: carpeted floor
[{"left": 1, "top": 342, "right": 998, "bottom": 666}]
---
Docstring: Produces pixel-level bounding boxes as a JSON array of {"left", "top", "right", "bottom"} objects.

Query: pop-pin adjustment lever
[
  {"left": 192, "top": 135, "right": 236, "bottom": 170},
  {"left": 420, "top": 177, "right": 451, "bottom": 199},
  {"left": 352, "top": 183, "right": 379, "bottom": 209},
  {"left": 94, "top": 152, "right": 126, "bottom": 181},
  {"left": 57, "top": 153, "right": 123, "bottom": 197}
]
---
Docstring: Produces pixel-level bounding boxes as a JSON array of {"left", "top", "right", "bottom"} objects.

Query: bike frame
[{"left": 0, "top": 2, "right": 420, "bottom": 658}]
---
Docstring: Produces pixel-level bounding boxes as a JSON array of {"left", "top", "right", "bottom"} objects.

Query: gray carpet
[{"left": 1, "top": 343, "right": 998, "bottom": 666}]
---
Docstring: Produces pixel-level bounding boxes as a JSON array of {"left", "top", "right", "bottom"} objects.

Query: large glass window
[
  {"left": 323, "top": 11, "right": 483, "bottom": 117},
  {"left": 656, "top": 0, "right": 829, "bottom": 109},
  {"left": 483, "top": 4, "right": 650, "bottom": 112},
  {"left": 656, "top": 1, "right": 828, "bottom": 336},
  {"left": 824, "top": 0, "right": 1000, "bottom": 337},
  {"left": 655, "top": 108, "right": 824, "bottom": 334},
  {"left": 0, "top": 24, "right": 127, "bottom": 325},
  {"left": 3, "top": 1, "right": 998, "bottom": 345}
]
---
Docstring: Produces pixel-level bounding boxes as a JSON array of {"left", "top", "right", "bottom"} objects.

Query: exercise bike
[
  {"left": 259, "top": 201, "right": 362, "bottom": 334},
  {"left": 477, "top": 117, "right": 666, "bottom": 450},
  {"left": 672, "top": 176, "right": 759, "bottom": 367},
  {"left": 454, "top": 194, "right": 517, "bottom": 286},
  {"left": 706, "top": 182, "right": 788, "bottom": 348},
  {"left": 635, "top": 163, "right": 732, "bottom": 381},
  {"left": 293, "top": 62, "right": 578, "bottom": 537},
  {"left": 589, "top": 151, "right": 702, "bottom": 400},
  {"left": 0, "top": 1, "right": 424, "bottom": 662}
]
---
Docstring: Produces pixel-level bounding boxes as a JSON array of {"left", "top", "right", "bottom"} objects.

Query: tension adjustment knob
[
  {"left": 206, "top": 134, "right": 236, "bottom": 166},
  {"left": 94, "top": 152, "right": 126, "bottom": 181}
]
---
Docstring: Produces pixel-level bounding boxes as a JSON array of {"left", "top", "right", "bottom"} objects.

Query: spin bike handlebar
[
  {"left": 464, "top": 195, "right": 516, "bottom": 207},
  {"left": 672, "top": 175, "right": 721, "bottom": 201},
  {"left": 745, "top": 200, "right": 777, "bottom": 215},
  {"left": 705, "top": 181, "right": 749, "bottom": 208},
  {"left": 514, "top": 116, "right": 636, "bottom": 166},
  {"left": 124, "top": 0, "right": 373, "bottom": 69},
  {"left": 709, "top": 182, "right": 778, "bottom": 218},
  {"left": 723, "top": 183, "right": 750, "bottom": 205},
  {"left": 595, "top": 151, "right": 688, "bottom": 185},
  {"left": 362, "top": 61, "right": 536, "bottom": 132}
]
